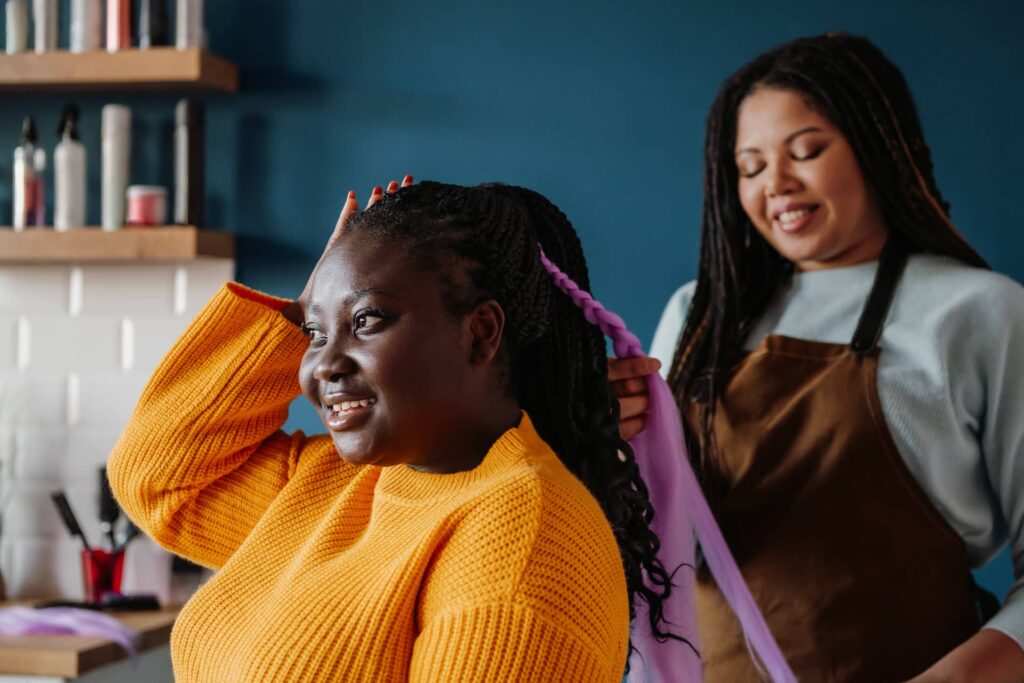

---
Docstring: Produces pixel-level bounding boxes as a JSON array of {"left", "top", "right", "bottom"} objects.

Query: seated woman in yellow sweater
[{"left": 108, "top": 179, "right": 679, "bottom": 682}]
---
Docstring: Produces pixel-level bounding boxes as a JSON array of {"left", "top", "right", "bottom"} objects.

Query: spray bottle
[{"left": 55, "top": 105, "right": 86, "bottom": 231}]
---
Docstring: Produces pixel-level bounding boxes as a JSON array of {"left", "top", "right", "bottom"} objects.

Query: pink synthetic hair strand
[
  {"left": 0, "top": 606, "right": 139, "bottom": 657},
  {"left": 538, "top": 247, "right": 796, "bottom": 683}
]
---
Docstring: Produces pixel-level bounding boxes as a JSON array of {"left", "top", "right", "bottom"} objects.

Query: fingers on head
[{"left": 366, "top": 186, "right": 384, "bottom": 209}]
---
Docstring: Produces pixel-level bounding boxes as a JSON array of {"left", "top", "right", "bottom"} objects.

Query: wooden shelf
[
  {"left": 0, "top": 226, "right": 234, "bottom": 262},
  {"left": 0, "top": 47, "right": 238, "bottom": 93}
]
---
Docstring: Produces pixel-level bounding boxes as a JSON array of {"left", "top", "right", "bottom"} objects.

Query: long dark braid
[
  {"left": 345, "top": 181, "right": 681, "bottom": 652},
  {"left": 671, "top": 32, "right": 990, "bottom": 501}
]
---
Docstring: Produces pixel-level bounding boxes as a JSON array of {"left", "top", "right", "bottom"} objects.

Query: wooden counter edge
[{"left": 0, "top": 606, "right": 179, "bottom": 678}]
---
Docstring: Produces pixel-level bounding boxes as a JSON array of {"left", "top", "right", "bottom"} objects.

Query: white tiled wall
[{"left": 0, "top": 258, "right": 234, "bottom": 601}]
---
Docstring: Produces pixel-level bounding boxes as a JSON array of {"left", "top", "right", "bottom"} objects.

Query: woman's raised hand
[
  {"left": 282, "top": 175, "right": 413, "bottom": 326},
  {"left": 609, "top": 356, "right": 662, "bottom": 441}
]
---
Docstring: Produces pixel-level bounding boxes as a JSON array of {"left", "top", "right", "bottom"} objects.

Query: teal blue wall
[{"left": 1, "top": 1, "right": 1019, "bottom": 596}]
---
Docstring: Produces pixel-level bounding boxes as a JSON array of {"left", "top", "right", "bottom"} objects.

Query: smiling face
[
  {"left": 297, "top": 234, "right": 510, "bottom": 471},
  {"left": 734, "top": 86, "right": 889, "bottom": 271}
]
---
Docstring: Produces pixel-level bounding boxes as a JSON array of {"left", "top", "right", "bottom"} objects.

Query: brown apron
[{"left": 695, "top": 241, "right": 980, "bottom": 682}]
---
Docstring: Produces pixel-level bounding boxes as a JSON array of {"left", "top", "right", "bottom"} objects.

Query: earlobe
[{"left": 467, "top": 300, "right": 505, "bottom": 365}]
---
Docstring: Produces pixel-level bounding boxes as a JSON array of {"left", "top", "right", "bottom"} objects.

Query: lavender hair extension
[
  {"left": 538, "top": 247, "right": 796, "bottom": 683},
  {"left": 0, "top": 606, "right": 139, "bottom": 657}
]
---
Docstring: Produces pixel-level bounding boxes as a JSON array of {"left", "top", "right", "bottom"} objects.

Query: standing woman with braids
[
  {"left": 108, "top": 178, "right": 678, "bottom": 681},
  {"left": 615, "top": 33, "right": 1024, "bottom": 681}
]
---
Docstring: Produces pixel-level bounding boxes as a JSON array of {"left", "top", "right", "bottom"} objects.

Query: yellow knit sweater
[{"left": 108, "top": 283, "right": 630, "bottom": 682}]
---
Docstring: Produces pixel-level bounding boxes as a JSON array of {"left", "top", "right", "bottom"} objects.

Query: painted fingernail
[
  {"left": 347, "top": 190, "right": 356, "bottom": 199},
  {"left": 404, "top": 174, "right": 413, "bottom": 183},
  {"left": 387, "top": 181, "right": 399, "bottom": 191},
  {"left": 372, "top": 185, "right": 383, "bottom": 195}
]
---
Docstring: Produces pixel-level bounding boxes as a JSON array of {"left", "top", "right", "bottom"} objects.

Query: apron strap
[{"left": 850, "top": 236, "right": 909, "bottom": 355}]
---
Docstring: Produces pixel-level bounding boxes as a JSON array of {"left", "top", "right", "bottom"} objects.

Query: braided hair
[
  {"left": 344, "top": 180, "right": 680, "bottom": 652},
  {"left": 669, "top": 32, "right": 990, "bottom": 500}
]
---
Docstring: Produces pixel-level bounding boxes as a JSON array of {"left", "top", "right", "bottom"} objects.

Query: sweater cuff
[
  {"left": 982, "top": 584, "right": 1024, "bottom": 654},
  {"left": 225, "top": 282, "right": 293, "bottom": 312}
]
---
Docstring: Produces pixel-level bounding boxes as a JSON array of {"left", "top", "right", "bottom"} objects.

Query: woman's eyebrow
[
  {"left": 340, "top": 287, "right": 399, "bottom": 307},
  {"left": 308, "top": 288, "right": 398, "bottom": 316},
  {"left": 735, "top": 126, "right": 825, "bottom": 156}
]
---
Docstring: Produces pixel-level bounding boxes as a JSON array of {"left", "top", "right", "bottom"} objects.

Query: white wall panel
[
  {"left": 78, "top": 264, "right": 179, "bottom": 317},
  {"left": 0, "top": 266, "right": 71, "bottom": 316},
  {"left": 0, "top": 259, "right": 233, "bottom": 601}
]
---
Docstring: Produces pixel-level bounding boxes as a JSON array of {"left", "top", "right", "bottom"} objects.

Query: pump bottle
[{"left": 55, "top": 105, "right": 87, "bottom": 231}]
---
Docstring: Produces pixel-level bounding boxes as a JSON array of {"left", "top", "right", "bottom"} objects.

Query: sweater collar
[{"left": 375, "top": 411, "right": 544, "bottom": 501}]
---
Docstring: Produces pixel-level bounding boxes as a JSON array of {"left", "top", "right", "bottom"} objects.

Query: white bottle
[
  {"left": 32, "top": 0, "right": 56, "bottom": 53},
  {"left": 101, "top": 105, "right": 131, "bottom": 232},
  {"left": 12, "top": 117, "right": 37, "bottom": 231},
  {"left": 175, "top": 0, "right": 204, "bottom": 50},
  {"left": 5, "top": 0, "right": 28, "bottom": 54},
  {"left": 106, "top": 0, "right": 130, "bottom": 53},
  {"left": 55, "top": 106, "right": 86, "bottom": 232},
  {"left": 70, "top": 0, "right": 103, "bottom": 53}
]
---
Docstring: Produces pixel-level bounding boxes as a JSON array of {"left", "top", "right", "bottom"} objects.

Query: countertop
[{"left": 0, "top": 605, "right": 178, "bottom": 678}]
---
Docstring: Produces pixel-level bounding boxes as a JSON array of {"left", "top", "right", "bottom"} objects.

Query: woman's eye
[
  {"left": 739, "top": 165, "right": 764, "bottom": 179},
  {"left": 793, "top": 146, "right": 824, "bottom": 161},
  {"left": 300, "top": 323, "right": 327, "bottom": 346},
  {"left": 354, "top": 311, "right": 386, "bottom": 332}
]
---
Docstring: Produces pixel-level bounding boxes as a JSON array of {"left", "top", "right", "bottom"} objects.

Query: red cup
[{"left": 80, "top": 548, "right": 125, "bottom": 604}]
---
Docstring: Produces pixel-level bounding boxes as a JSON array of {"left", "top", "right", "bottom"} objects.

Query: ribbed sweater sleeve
[
  {"left": 409, "top": 603, "right": 611, "bottom": 682},
  {"left": 108, "top": 283, "right": 310, "bottom": 569}
]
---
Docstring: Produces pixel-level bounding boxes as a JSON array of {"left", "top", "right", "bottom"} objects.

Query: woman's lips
[
  {"left": 773, "top": 205, "right": 819, "bottom": 234},
  {"left": 324, "top": 397, "right": 376, "bottom": 432}
]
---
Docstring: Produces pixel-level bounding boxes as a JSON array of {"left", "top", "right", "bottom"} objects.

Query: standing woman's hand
[
  {"left": 609, "top": 356, "right": 662, "bottom": 441},
  {"left": 281, "top": 176, "right": 413, "bottom": 327}
]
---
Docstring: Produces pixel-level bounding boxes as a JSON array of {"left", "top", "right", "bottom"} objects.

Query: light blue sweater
[{"left": 649, "top": 253, "right": 1024, "bottom": 650}]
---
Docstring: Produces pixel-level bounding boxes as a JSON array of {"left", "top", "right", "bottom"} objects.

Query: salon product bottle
[
  {"left": 32, "top": 0, "right": 56, "bottom": 53},
  {"left": 106, "top": 0, "right": 131, "bottom": 52},
  {"left": 101, "top": 105, "right": 131, "bottom": 232},
  {"left": 174, "top": 99, "right": 204, "bottom": 227},
  {"left": 55, "top": 105, "right": 86, "bottom": 232},
  {"left": 13, "top": 117, "right": 38, "bottom": 231},
  {"left": 31, "top": 147, "right": 46, "bottom": 226},
  {"left": 5, "top": 0, "right": 28, "bottom": 54},
  {"left": 70, "top": 0, "right": 102, "bottom": 52},
  {"left": 175, "top": 0, "right": 203, "bottom": 49},
  {"left": 139, "top": 0, "right": 168, "bottom": 48}
]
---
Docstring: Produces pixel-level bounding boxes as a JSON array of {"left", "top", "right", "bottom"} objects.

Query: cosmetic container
[
  {"left": 5, "top": 0, "right": 29, "bottom": 54},
  {"left": 106, "top": 0, "right": 131, "bottom": 52},
  {"left": 70, "top": 0, "right": 102, "bottom": 52},
  {"left": 55, "top": 105, "right": 87, "bottom": 231},
  {"left": 139, "top": 0, "right": 168, "bottom": 48},
  {"left": 13, "top": 117, "right": 37, "bottom": 231},
  {"left": 175, "top": 0, "right": 203, "bottom": 49},
  {"left": 127, "top": 185, "right": 167, "bottom": 225},
  {"left": 174, "top": 99, "right": 204, "bottom": 226},
  {"left": 101, "top": 105, "right": 131, "bottom": 232},
  {"left": 32, "top": 0, "right": 57, "bottom": 53}
]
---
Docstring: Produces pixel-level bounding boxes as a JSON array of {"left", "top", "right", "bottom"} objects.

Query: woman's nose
[
  {"left": 764, "top": 161, "right": 800, "bottom": 197},
  {"left": 312, "top": 347, "right": 358, "bottom": 382}
]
